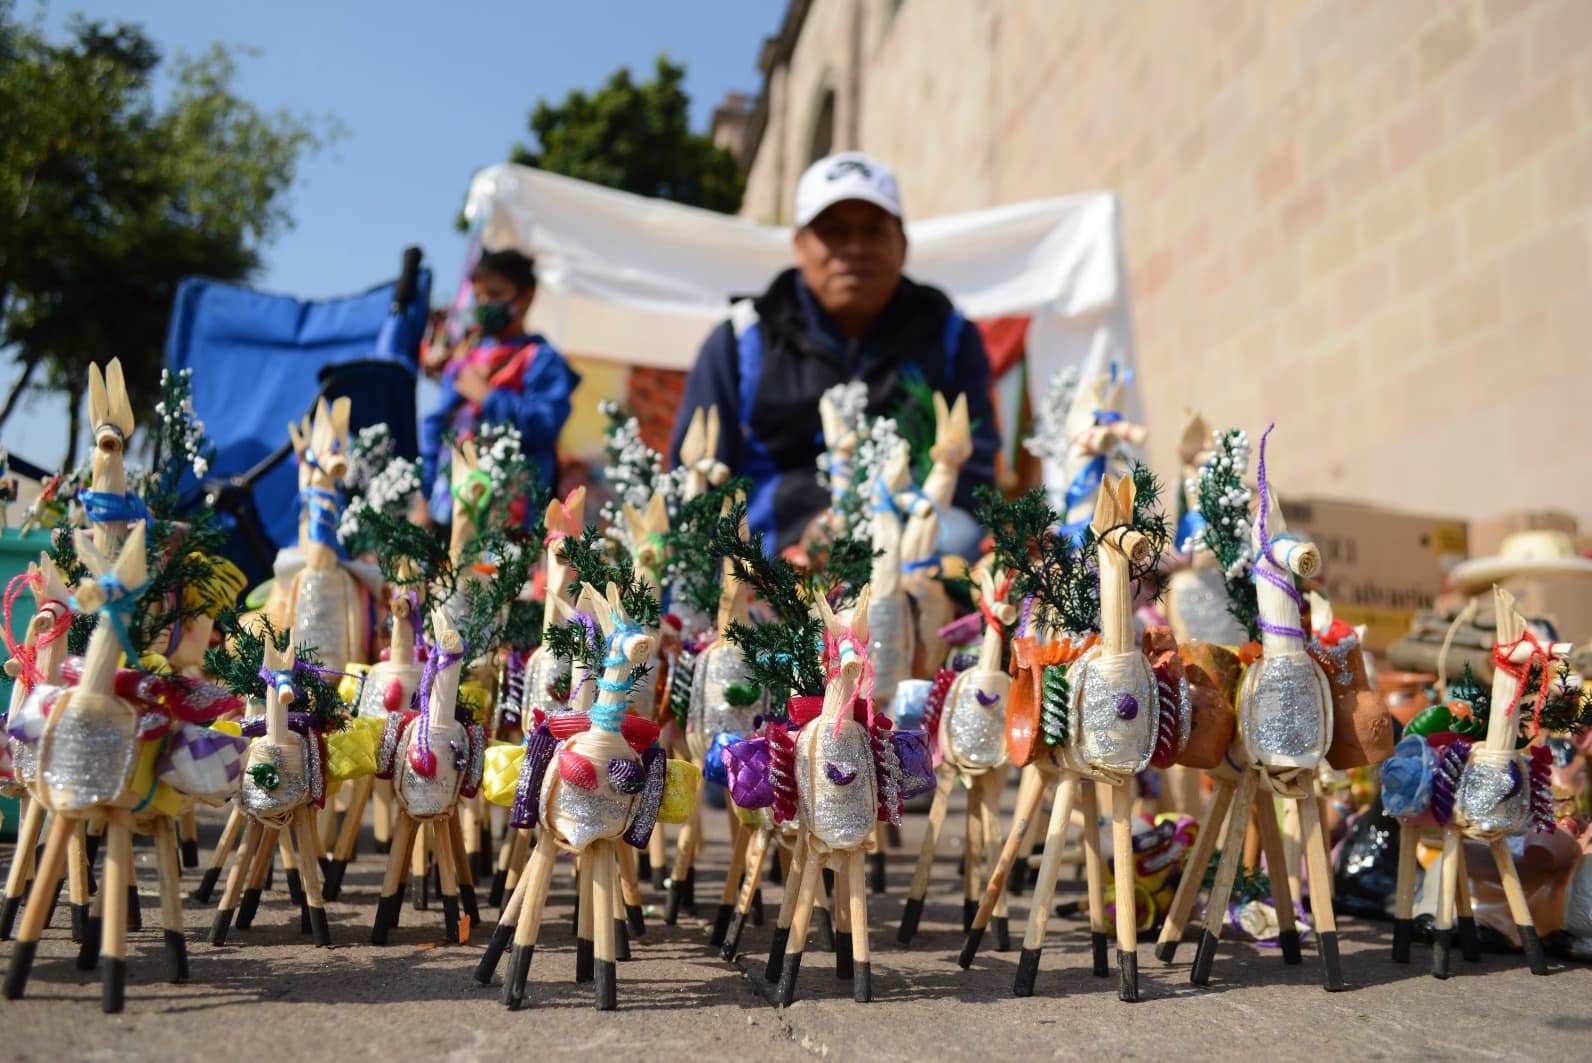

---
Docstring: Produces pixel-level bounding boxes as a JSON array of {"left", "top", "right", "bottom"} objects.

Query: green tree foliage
[
  {"left": 0, "top": 6, "right": 336, "bottom": 463},
  {"left": 511, "top": 54, "right": 743, "bottom": 213}
]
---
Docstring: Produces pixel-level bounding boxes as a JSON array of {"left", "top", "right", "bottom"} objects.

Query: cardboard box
[
  {"left": 1501, "top": 575, "right": 1592, "bottom": 645},
  {"left": 1467, "top": 509, "right": 1579, "bottom": 560},
  {"left": 1279, "top": 497, "right": 1469, "bottom": 653}
]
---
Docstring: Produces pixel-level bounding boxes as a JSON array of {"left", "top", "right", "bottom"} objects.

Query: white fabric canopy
[{"left": 463, "top": 163, "right": 1139, "bottom": 492}]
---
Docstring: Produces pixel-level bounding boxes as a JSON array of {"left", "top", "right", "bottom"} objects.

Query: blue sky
[{"left": 6, "top": 0, "right": 782, "bottom": 465}]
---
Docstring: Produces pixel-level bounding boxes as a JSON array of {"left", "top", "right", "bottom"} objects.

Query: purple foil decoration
[
  {"left": 725, "top": 736, "right": 774, "bottom": 809},
  {"left": 825, "top": 762, "right": 858, "bottom": 786},
  {"left": 238, "top": 712, "right": 319, "bottom": 738},
  {"left": 1529, "top": 745, "right": 1555, "bottom": 833},
  {"left": 1115, "top": 693, "right": 1140, "bottom": 720},
  {"left": 938, "top": 612, "right": 984, "bottom": 647},
  {"left": 1431, "top": 737, "right": 1470, "bottom": 826},
  {"left": 623, "top": 746, "right": 666, "bottom": 848},
  {"left": 510, "top": 725, "right": 558, "bottom": 829},
  {"left": 608, "top": 757, "right": 645, "bottom": 794},
  {"left": 893, "top": 731, "right": 935, "bottom": 799},
  {"left": 460, "top": 723, "right": 486, "bottom": 798}
]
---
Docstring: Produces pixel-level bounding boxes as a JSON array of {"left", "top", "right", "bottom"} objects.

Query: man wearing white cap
[{"left": 669, "top": 151, "right": 999, "bottom": 554}]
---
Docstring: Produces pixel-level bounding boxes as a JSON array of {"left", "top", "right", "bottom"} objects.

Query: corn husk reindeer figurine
[
  {"left": 369, "top": 605, "right": 483, "bottom": 944},
  {"left": 862, "top": 442, "right": 919, "bottom": 717},
  {"left": 898, "top": 568, "right": 1017, "bottom": 947},
  {"left": 495, "top": 583, "right": 668, "bottom": 1011},
  {"left": 1035, "top": 365, "right": 1146, "bottom": 544},
  {"left": 901, "top": 393, "right": 972, "bottom": 675},
  {"left": 1, "top": 526, "right": 196, "bottom": 1012}
]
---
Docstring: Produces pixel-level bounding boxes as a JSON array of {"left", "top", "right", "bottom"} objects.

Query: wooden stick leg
[
  {"left": 711, "top": 819, "right": 752, "bottom": 946},
  {"left": 427, "top": 821, "right": 461, "bottom": 945},
  {"left": 899, "top": 770, "right": 955, "bottom": 944},
  {"left": 575, "top": 852, "right": 595, "bottom": 983},
  {"left": 774, "top": 848, "right": 826, "bottom": 1007},
  {"left": 211, "top": 818, "right": 263, "bottom": 945},
  {"left": 1111, "top": 782, "right": 1140, "bottom": 1001},
  {"left": 293, "top": 808, "right": 332, "bottom": 947},
  {"left": 766, "top": 832, "right": 808, "bottom": 981},
  {"left": 237, "top": 824, "right": 279, "bottom": 931},
  {"left": 647, "top": 823, "right": 668, "bottom": 889},
  {"left": 847, "top": 850, "right": 871, "bottom": 1001},
  {"left": 69, "top": 820, "right": 92, "bottom": 941},
  {"left": 1391, "top": 821, "right": 1418, "bottom": 963},
  {"left": 984, "top": 769, "right": 1012, "bottom": 947},
  {"left": 194, "top": 805, "right": 245, "bottom": 904},
  {"left": 2, "top": 812, "right": 74, "bottom": 1000},
  {"left": 1157, "top": 780, "right": 1234, "bottom": 963},
  {"left": 962, "top": 775, "right": 988, "bottom": 935},
  {"left": 616, "top": 842, "right": 646, "bottom": 938},
  {"left": 447, "top": 813, "right": 478, "bottom": 925},
  {"left": 1252, "top": 788, "right": 1301, "bottom": 965},
  {"left": 99, "top": 812, "right": 132, "bottom": 1013},
  {"left": 373, "top": 777, "right": 394, "bottom": 849},
  {"left": 153, "top": 817, "right": 188, "bottom": 983},
  {"left": 477, "top": 858, "right": 533, "bottom": 985},
  {"left": 0, "top": 798, "right": 46, "bottom": 940},
  {"left": 723, "top": 825, "right": 769, "bottom": 960},
  {"left": 410, "top": 818, "right": 430, "bottom": 910},
  {"left": 372, "top": 812, "right": 418, "bottom": 944},
  {"left": 1490, "top": 837, "right": 1548, "bottom": 975},
  {"left": 324, "top": 775, "right": 372, "bottom": 900},
  {"left": 1191, "top": 771, "right": 1257, "bottom": 987},
  {"left": 961, "top": 769, "right": 1050, "bottom": 967},
  {"left": 178, "top": 808, "right": 200, "bottom": 868},
  {"left": 592, "top": 842, "right": 617, "bottom": 1010},
  {"left": 1452, "top": 840, "right": 1481, "bottom": 962},
  {"left": 278, "top": 824, "right": 305, "bottom": 925},
  {"left": 1014, "top": 774, "right": 1081, "bottom": 997},
  {"left": 1432, "top": 827, "right": 1460, "bottom": 979},
  {"left": 833, "top": 845, "right": 854, "bottom": 979},
  {"left": 1281, "top": 797, "right": 1305, "bottom": 912},
  {"left": 1298, "top": 793, "right": 1344, "bottom": 991},
  {"left": 499, "top": 826, "right": 532, "bottom": 902},
  {"left": 1081, "top": 779, "right": 1111, "bottom": 979},
  {"left": 501, "top": 831, "right": 558, "bottom": 1009},
  {"left": 665, "top": 775, "right": 706, "bottom": 924}
]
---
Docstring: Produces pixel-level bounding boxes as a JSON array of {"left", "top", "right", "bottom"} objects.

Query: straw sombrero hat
[{"left": 1448, "top": 530, "right": 1592, "bottom": 595}]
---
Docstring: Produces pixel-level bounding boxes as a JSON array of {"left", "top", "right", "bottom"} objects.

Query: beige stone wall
[{"left": 743, "top": 0, "right": 1592, "bottom": 525}]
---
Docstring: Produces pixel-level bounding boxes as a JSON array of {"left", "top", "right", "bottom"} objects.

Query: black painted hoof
[
  {"left": 210, "top": 908, "right": 234, "bottom": 947},
  {"left": 650, "top": 863, "right": 667, "bottom": 891},
  {"left": 1279, "top": 927, "right": 1302, "bottom": 965},
  {"left": 834, "top": 930, "right": 854, "bottom": 979},
  {"left": 304, "top": 905, "right": 329, "bottom": 947},
  {"left": 1519, "top": 924, "right": 1548, "bottom": 975},
  {"left": 773, "top": 953, "right": 802, "bottom": 1006},
  {"left": 1319, "top": 930, "right": 1345, "bottom": 991},
  {"left": 472, "top": 846, "right": 493, "bottom": 882},
  {"left": 459, "top": 884, "right": 479, "bottom": 926},
  {"left": 100, "top": 955, "right": 126, "bottom": 1014},
  {"left": 765, "top": 927, "right": 790, "bottom": 982},
  {"left": 1091, "top": 931, "right": 1109, "bottom": 977},
  {"left": 595, "top": 957, "right": 617, "bottom": 1011},
  {"left": 476, "top": 923, "right": 513, "bottom": 984},
  {"left": 410, "top": 870, "right": 429, "bottom": 911},
  {"left": 1432, "top": 927, "right": 1453, "bottom": 979},
  {"left": 576, "top": 936, "right": 594, "bottom": 982},
  {"left": 992, "top": 915, "right": 1011, "bottom": 952},
  {"left": 963, "top": 899, "right": 977, "bottom": 932},
  {"left": 374, "top": 838, "right": 392, "bottom": 855},
  {"left": 616, "top": 917, "right": 631, "bottom": 962},
  {"left": 165, "top": 929, "right": 189, "bottom": 982},
  {"left": 625, "top": 903, "right": 646, "bottom": 938},
  {"left": 181, "top": 839, "right": 200, "bottom": 869},
  {"left": 237, "top": 888, "right": 262, "bottom": 929},
  {"left": 4, "top": 940, "right": 37, "bottom": 999},
  {"left": 1190, "top": 929, "right": 1218, "bottom": 986},
  {"left": 442, "top": 897, "right": 461, "bottom": 944},
  {"left": 1118, "top": 949, "right": 1139, "bottom": 1002},
  {"left": 638, "top": 852, "right": 652, "bottom": 882},
  {"left": 722, "top": 912, "right": 747, "bottom": 961},
  {"left": 897, "top": 896, "right": 924, "bottom": 945},
  {"left": 318, "top": 857, "right": 331, "bottom": 881},
  {"left": 751, "top": 889, "right": 764, "bottom": 926},
  {"left": 709, "top": 903, "right": 734, "bottom": 947},
  {"left": 1391, "top": 917, "right": 1413, "bottom": 964},
  {"left": 958, "top": 926, "right": 985, "bottom": 969},
  {"left": 285, "top": 868, "right": 306, "bottom": 909},
  {"left": 1009, "top": 859, "right": 1028, "bottom": 896},
  {"left": 1154, "top": 938, "right": 1178, "bottom": 963},
  {"left": 502, "top": 944, "right": 532, "bottom": 1009},
  {"left": 0, "top": 896, "right": 19, "bottom": 941},
  {"left": 870, "top": 849, "right": 887, "bottom": 894},
  {"left": 126, "top": 884, "right": 142, "bottom": 932},
  {"left": 77, "top": 916, "right": 101, "bottom": 969},
  {"left": 812, "top": 904, "right": 834, "bottom": 952},
  {"left": 663, "top": 880, "right": 684, "bottom": 926},
  {"left": 70, "top": 901, "right": 87, "bottom": 944},
  {"left": 1014, "top": 946, "right": 1041, "bottom": 997},
  {"left": 681, "top": 867, "right": 697, "bottom": 915},
  {"left": 299, "top": 899, "right": 311, "bottom": 934},
  {"left": 488, "top": 869, "right": 507, "bottom": 910},
  {"left": 322, "top": 860, "right": 348, "bottom": 902},
  {"left": 371, "top": 894, "right": 399, "bottom": 945},
  {"left": 191, "top": 867, "right": 222, "bottom": 905},
  {"left": 1457, "top": 915, "right": 1481, "bottom": 962},
  {"left": 853, "top": 960, "right": 872, "bottom": 1002}
]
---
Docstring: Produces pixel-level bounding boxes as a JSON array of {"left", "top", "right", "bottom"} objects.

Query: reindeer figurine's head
[
  {"left": 288, "top": 397, "right": 351, "bottom": 562},
  {"left": 87, "top": 359, "right": 135, "bottom": 498},
  {"left": 447, "top": 438, "right": 489, "bottom": 552},
  {"left": 540, "top": 487, "right": 588, "bottom": 626},
  {"left": 796, "top": 589, "right": 879, "bottom": 853},
  {"left": 1246, "top": 434, "right": 1321, "bottom": 656},
  {"left": 679, "top": 406, "right": 730, "bottom": 501},
  {"left": 622, "top": 492, "right": 669, "bottom": 598},
  {"left": 1091, "top": 474, "right": 1153, "bottom": 655}
]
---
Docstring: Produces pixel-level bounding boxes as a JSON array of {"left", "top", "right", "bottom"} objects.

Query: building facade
[{"left": 736, "top": 0, "right": 1592, "bottom": 525}]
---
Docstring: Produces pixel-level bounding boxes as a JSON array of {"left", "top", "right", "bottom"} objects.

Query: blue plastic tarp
[{"left": 164, "top": 270, "right": 430, "bottom": 551}]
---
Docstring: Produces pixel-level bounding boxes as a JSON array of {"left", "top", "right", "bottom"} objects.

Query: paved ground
[{"left": 2, "top": 797, "right": 1589, "bottom": 1063}]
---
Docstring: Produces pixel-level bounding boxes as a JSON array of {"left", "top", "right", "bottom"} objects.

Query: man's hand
[{"left": 455, "top": 362, "right": 491, "bottom": 404}]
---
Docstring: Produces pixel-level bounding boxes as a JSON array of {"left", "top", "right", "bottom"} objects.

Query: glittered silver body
[
  {"left": 866, "top": 592, "right": 913, "bottom": 711},
  {"left": 291, "top": 568, "right": 359, "bottom": 672},
  {"left": 540, "top": 733, "right": 638, "bottom": 851},
  {"left": 396, "top": 719, "right": 465, "bottom": 820},
  {"left": 37, "top": 694, "right": 139, "bottom": 813},
  {"left": 1454, "top": 751, "right": 1531, "bottom": 840},
  {"left": 241, "top": 738, "right": 309, "bottom": 823},
  {"left": 686, "top": 641, "right": 765, "bottom": 761},
  {"left": 356, "top": 662, "right": 422, "bottom": 720},
  {"left": 520, "top": 646, "right": 572, "bottom": 719},
  {"left": 1065, "top": 649, "right": 1158, "bottom": 776},
  {"left": 1237, "top": 651, "right": 1332, "bottom": 771},
  {"left": 1167, "top": 567, "right": 1249, "bottom": 645},
  {"left": 938, "top": 670, "right": 1010, "bottom": 773},
  {"left": 796, "top": 718, "right": 877, "bottom": 852}
]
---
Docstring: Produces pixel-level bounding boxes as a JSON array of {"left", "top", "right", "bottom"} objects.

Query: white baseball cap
[{"left": 794, "top": 152, "right": 903, "bottom": 228}]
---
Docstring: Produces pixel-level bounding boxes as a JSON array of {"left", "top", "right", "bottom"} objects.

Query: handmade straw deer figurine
[
  {"left": 209, "top": 635, "right": 334, "bottom": 950},
  {"left": 898, "top": 567, "right": 1017, "bottom": 947},
  {"left": 862, "top": 441, "right": 920, "bottom": 716},
  {"left": 901, "top": 393, "right": 972, "bottom": 675},
  {"left": 370, "top": 605, "right": 483, "bottom": 944},
  {"left": 1053, "top": 367, "right": 1146, "bottom": 544},
  {"left": 672, "top": 406, "right": 731, "bottom": 634},
  {"left": 1179, "top": 440, "right": 1344, "bottom": 992},
  {"left": 1385, "top": 586, "right": 1562, "bottom": 979},
  {"left": 493, "top": 583, "right": 666, "bottom": 1011},
  {"left": 1, "top": 526, "right": 175, "bottom": 1012},
  {"left": 621, "top": 493, "right": 670, "bottom": 723},
  {"left": 79, "top": 359, "right": 142, "bottom": 555}
]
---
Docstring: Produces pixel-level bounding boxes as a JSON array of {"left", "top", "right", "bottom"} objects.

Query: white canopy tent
[{"left": 462, "top": 163, "right": 1139, "bottom": 492}]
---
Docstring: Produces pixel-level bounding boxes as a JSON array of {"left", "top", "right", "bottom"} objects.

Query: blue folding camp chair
[{"left": 165, "top": 249, "right": 431, "bottom": 586}]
